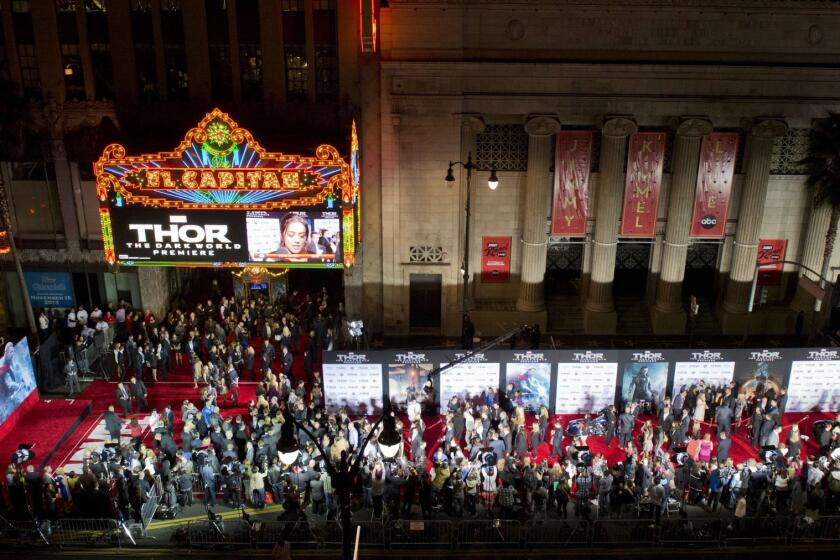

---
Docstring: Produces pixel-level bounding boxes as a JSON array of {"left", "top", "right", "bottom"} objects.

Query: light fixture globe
[
  {"left": 487, "top": 168, "right": 499, "bottom": 190},
  {"left": 278, "top": 416, "right": 300, "bottom": 466},
  {"left": 445, "top": 165, "right": 456, "bottom": 187},
  {"left": 377, "top": 414, "right": 402, "bottom": 461}
]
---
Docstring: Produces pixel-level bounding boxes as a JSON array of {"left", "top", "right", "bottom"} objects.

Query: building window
[
  {"left": 131, "top": 0, "right": 151, "bottom": 11},
  {"left": 313, "top": 0, "right": 336, "bottom": 8},
  {"left": 84, "top": 0, "right": 106, "bottom": 12},
  {"left": 281, "top": 0, "right": 303, "bottom": 10},
  {"left": 315, "top": 45, "right": 336, "bottom": 102},
  {"left": 161, "top": 0, "right": 181, "bottom": 11},
  {"left": 135, "top": 43, "right": 157, "bottom": 100},
  {"left": 17, "top": 43, "right": 40, "bottom": 99},
  {"left": 90, "top": 43, "right": 113, "bottom": 100},
  {"left": 208, "top": 44, "right": 232, "bottom": 101},
  {"left": 284, "top": 45, "right": 307, "bottom": 102},
  {"left": 239, "top": 43, "right": 262, "bottom": 101},
  {"left": 12, "top": 1, "right": 31, "bottom": 13},
  {"left": 61, "top": 44, "right": 85, "bottom": 101},
  {"left": 164, "top": 44, "right": 188, "bottom": 100},
  {"left": 55, "top": 0, "right": 78, "bottom": 12}
]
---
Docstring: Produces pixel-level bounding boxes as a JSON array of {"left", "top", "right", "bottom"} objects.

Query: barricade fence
[{"left": 3, "top": 516, "right": 840, "bottom": 550}]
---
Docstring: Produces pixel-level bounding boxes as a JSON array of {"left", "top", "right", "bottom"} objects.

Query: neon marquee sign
[{"left": 94, "top": 108, "right": 358, "bottom": 268}]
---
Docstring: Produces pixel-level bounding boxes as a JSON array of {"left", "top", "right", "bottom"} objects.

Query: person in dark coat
[
  {"left": 115, "top": 382, "right": 132, "bottom": 416},
  {"left": 129, "top": 376, "right": 148, "bottom": 412},
  {"left": 551, "top": 422, "right": 565, "bottom": 458},
  {"left": 282, "top": 346, "right": 294, "bottom": 376},
  {"left": 104, "top": 405, "right": 123, "bottom": 442},
  {"left": 715, "top": 404, "right": 732, "bottom": 437},
  {"left": 717, "top": 431, "right": 732, "bottom": 464},
  {"left": 514, "top": 427, "right": 528, "bottom": 456},
  {"left": 618, "top": 406, "right": 634, "bottom": 448},
  {"left": 604, "top": 405, "right": 617, "bottom": 448}
]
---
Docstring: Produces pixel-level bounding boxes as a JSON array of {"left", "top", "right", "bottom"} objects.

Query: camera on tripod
[{"left": 10, "top": 444, "right": 34, "bottom": 465}]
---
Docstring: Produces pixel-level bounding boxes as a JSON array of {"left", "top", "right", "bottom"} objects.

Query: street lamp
[{"left": 445, "top": 152, "right": 499, "bottom": 342}]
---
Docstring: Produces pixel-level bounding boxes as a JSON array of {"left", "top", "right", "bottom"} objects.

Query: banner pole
[{"left": 747, "top": 263, "right": 759, "bottom": 313}]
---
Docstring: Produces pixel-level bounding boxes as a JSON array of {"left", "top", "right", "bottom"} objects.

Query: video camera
[{"left": 11, "top": 444, "right": 34, "bottom": 465}]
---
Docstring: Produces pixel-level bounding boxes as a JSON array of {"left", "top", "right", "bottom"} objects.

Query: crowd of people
[{"left": 4, "top": 289, "right": 840, "bottom": 536}]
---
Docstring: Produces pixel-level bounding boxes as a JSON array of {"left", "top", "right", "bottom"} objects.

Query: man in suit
[
  {"left": 110, "top": 342, "right": 126, "bottom": 381},
  {"left": 717, "top": 431, "right": 732, "bottom": 464},
  {"left": 777, "top": 388, "right": 788, "bottom": 415},
  {"left": 604, "top": 405, "right": 617, "bottom": 448},
  {"left": 162, "top": 405, "right": 176, "bottom": 434},
  {"left": 751, "top": 406, "right": 765, "bottom": 449},
  {"left": 130, "top": 376, "right": 148, "bottom": 412},
  {"left": 281, "top": 345, "right": 294, "bottom": 376},
  {"left": 715, "top": 402, "right": 733, "bottom": 437},
  {"left": 260, "top": 339, "right": 274, "bottom": 374},
  {"left": 104, "top": 405, "right": 123, "bottom": 443},
  {"left": 115, "top": 382, "right": 132, "bottom": 416},
  {"left": 618, "top": 406, "right": 634, "bottom": 448},
  {"left": 125, "top": 336, "right": 138, "bottom": 378},
  {"left": 551, "top": 421, "right": 565, "bottom": 458}
]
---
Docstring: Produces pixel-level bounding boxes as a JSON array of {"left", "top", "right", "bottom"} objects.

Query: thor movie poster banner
[
  {"left": 690, "top": 132, "right": 739, "bottom": 238},
  {"left": 551, "top": 131, "right": 593, "bottom": 236},
  {"left": 620, "top": 132, "right": 666, "bottom": 237},
  {"left": 481, "top": 236, "right": 512, "bottom": 283}
]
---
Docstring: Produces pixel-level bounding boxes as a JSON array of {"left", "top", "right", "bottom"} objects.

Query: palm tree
[{"left": 800, "top": 112, "right": 840, "bottom": 301}]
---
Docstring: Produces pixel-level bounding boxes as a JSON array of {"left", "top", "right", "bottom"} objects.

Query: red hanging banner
[
  {"left": 757, "top": 239, "right": 787, "bottom": 286},
  {"left": 620, "top": 132, "right": 666, "bottom": 237},
  {"left": 551, "top": 131, "right": 593, "bottom": 236},
  {"left": 480, "top": 236, "right": 512, "bottom": 283},
  {"left": 689, "top": 132, "right": 739, "bottom": 238}
]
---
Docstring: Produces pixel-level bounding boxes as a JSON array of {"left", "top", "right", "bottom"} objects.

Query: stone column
[
  {"left": 584, "top": 117, "right": 637, "bottom": 333},
  {"left": 651, "top": 118, "right": 713, "bottom": 333},
  {"left": 792, "top": 202, "right": 832, "bottom": 316},
  {"left": 516, "top": 115, "right": 561, "bottom": 312},
  {"left": 720, "top": 119, "right": 789, "bottom": 333}
]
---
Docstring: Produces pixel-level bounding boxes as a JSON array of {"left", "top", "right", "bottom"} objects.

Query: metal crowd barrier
[
  {"left": 456, "top": 519, "right": 522, "bottom": 547},
  {"left": 186, "top": 519, "right": 251, "bottom": 548},
  {"left": 659, "top": 518, "right": 723, "bottom": 548},
  {"left": 54, "top": 518, "right": 124, "bottom": 549},
  {"left": 388, "top": 519, "right": 453, "bottom": 548},
  {"left": 522, "top": 519, "right": 589, "bottom": 547},
  {"left": 138, "top": 475, "right": 163, "bottom": 533}
]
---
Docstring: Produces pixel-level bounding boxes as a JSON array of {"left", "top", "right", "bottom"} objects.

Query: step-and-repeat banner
[{"left": 321, "top": 348, "right": 840, "bottom": 415}]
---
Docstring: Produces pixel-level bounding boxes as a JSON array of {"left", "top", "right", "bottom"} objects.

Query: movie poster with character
[
  {"left": 388, "top": 352, "right": 438, "bottom": 415},
  {"left": 505, "top": 353, "right": 551, "bottom": 413},
  {"left": 670, "top": 349, "right": 735, "bottom": 398},
  {"left": 619, "top": 350, "right": 670, "bottom": 407},
  {"left": 732, "top": 349, "right": 789, "bottom": 402},
  {"left": 322, "top": 353, "right": 383, "bottom": 415}
]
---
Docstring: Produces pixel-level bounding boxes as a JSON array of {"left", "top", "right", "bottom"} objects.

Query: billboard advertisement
[
  {"left": 620, "top": 132, "right": 666, "bottom": 237},
  {"left": 320, "top": 348, "right": 840, "bottom": 417},
  {"left": 322, "top": 353, "right": 383, "bottom": 414},
  {"left": 246, "top": 210, "right": 341, "bottom": 264},
  {"left": 555, "top": 350, "right": 619, "bottom": 414},
  {"left": 23, "top": 271, "right": 75, "bottom": 309},
  {"left": 0, "top": 338, "right": 38, "bottom": 426},
  {"left": 785, "top": 348, "right": 840, "bottom": 413},
  {"left": 551, "top": 131, "right": 593, "bottom": 236},
  {"left": 670, "top": 349, "right": 736, "bottom": 397},
  {"left": 689, "top": 132, "right": 739, "bottom": 238}
]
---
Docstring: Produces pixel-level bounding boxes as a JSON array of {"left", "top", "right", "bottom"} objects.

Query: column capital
[
  {"left": 524, "top": 115, "right": 561, "bottom": 137},
  {"left": 673, "top": 117, "right": 713, "bottom": 138},
  {"left": 454, "top": 113, "right": 486, "bottom": 134},
  {"left": 599, "top": 116, "right": 637, "bottom": 138},
  {"left": 750, "top": 118, "right": 789, "bottom": 139}
]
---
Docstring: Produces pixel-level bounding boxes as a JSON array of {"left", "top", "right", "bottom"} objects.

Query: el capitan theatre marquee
[{"left": 94, "top": 109, "right": 360, "bottom": 269}]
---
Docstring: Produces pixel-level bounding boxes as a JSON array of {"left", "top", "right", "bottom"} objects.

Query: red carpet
[
  {"left": 5, "top": 333, "right": 835, "bottom": 474},
  {"left": 0, "top": 398, "right": 92, "bottom": 470}
]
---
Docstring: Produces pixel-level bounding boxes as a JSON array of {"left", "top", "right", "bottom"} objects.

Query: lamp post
[
  {"left": 445, "top": 152, "right": 498, "bottom": 343},
  {"left": 282, "top": 407, "right": 400, "bottom": 560}
]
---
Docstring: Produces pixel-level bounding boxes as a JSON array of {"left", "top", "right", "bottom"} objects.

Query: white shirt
[
  {"left": 38, "top": 314, "right": 49, "bottom": 330},
  {"left": 96, "top": 320, "right": 109, "bottom": 331},
  {"left": 77, "top": 309, "right": 88, "bottom": 325},
  {"left": 67, "top": 312, "right": 77, "bottom": 327}
]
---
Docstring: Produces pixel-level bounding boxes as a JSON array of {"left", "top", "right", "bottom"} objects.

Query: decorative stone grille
[
  {"left": 409, "top": 246, "right": 446, "bottom": 263},
  {"left": 770, "top": 128, "right": 810, "bottom": 175},
  {"left": 475, "top": 124, "right": 529, "bottom": 171}
]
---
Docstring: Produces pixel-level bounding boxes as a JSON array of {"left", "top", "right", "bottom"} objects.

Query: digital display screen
[{"left": 109, "top": 205, "right": 342, "bottom": 268}]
